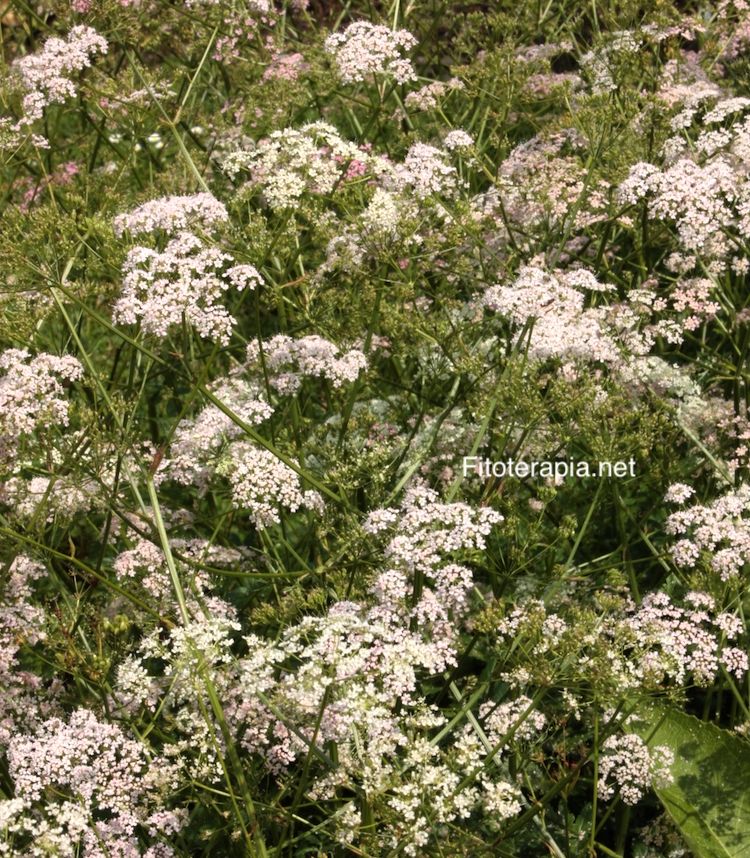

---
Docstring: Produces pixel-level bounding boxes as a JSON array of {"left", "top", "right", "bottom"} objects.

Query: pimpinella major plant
[{"left": 2, "top": 0, "right": 750, "bottom": 856}]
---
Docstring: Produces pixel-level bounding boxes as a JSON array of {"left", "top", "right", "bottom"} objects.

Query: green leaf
[{"left": 631, "top": 703, "right": 750, "bottom": 858}]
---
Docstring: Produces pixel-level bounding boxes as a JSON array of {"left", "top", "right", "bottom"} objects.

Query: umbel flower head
[
  {"left": 113, "top": 193, "right": 229, "bottom": 237},
  {"left": 2, "top": 709, "right": 185, "bottom": 855},
  {"left": 12, "top": 25, "right": 108, "bottom": 127},
  {"left": 220, "top": 121, "right": 379, "bottom": 211},
  {"left": 113, "top": 231, "right": 263, "bottom": 344},
  {"left": 245, "top": 334, "right": 367, "bottom": 393},
  {"left": 324, "top": 21, "right": 418, "bottom": 84},
  {"left": 0, "top": 349, "right": 82, "bottom": 465}
]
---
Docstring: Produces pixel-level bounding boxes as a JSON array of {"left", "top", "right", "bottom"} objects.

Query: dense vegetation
[{"left": 2, "top": 0, "right": 750, "bottom": 855}]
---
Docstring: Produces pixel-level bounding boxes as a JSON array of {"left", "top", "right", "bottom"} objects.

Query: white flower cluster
[
  {"left": 113, "top": 231, "right": 262, "bottom": 344},
  {"left": 222, "top": 121, "right": 379, "bottom": 210},
  {"left": 245, "top": 334, "right": 367, "bottom": 394},
  {"left": 443, "top": 129, "right": 474, "bottom": 151},
  {"left": 656, "top": 53, "right": 722, "bottom": 112},
  {"left": 625, "top": 591, "right": 748, "bottom": 685},
  {"left": 324, "top": 21, "right": 417, "bottom": 84},
  {"left": 452, "top": 694, "right": 547, "bottom": 830},
  {"left": 580, "top": 30, "right": 640, "bottom": 93},
  {"left": 163, "top": 333, "right": 366, "bottom": 521},
  {"left": 113, "top": 194, "right": 262, "bottom": 344},
  {"left": 359, "top": 187, "right": 406, "bottom": 239},
  {"left": 483, "top": 265, "right": 621, "bottom": 364},
  {"left": 160, "top": 331, "right": 369, "bottom": 528},
  {"left": 497, "top": 589, "right": 747, "bottom": 691},
  {"left": 664, "top": 482, "right": 695, "bottom": 504},
  {"left": 113, "top": 193, "right": 229, "bottom": 237},
  {"left": 111, "top": 487, "right": 508, "bottom": 854},
  {"left": 114, "top": 537, "right": 168, "bottom": 597},
  {"left": 221, "top": 441, "right": 324, "bottom": 528}
]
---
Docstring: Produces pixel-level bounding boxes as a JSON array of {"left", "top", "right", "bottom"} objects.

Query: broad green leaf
[{"left": 631, "top": 704, "right": 750, "bottom": 858}]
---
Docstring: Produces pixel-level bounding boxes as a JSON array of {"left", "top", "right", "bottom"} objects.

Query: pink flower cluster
[
  {"left": 15, "top": 161, "right": 79, "bottom": 213},
  {"left": 166, "top": 377, "right": 272, "bottom": 489},
  {"left": 404, "top": 78, "right": 464, "bottom": 111},
  {"left": 666, "top": 483, "right": 750, "bottom": 579},
  {"left": 0, "top": 474, "right": 97, "bottom": 522},
  {"left": 208, "top": 2, "right": 276, "bottom": 62},
  {"left": 2, "top": 709, "right": 184, "bottom": 856},
  {"left": 483, "top": 130, "right": 607, "bottom": 233},
  {"left": 618, "top": 158, "right": 736, "bottom": 259},
  {"left": 598, "top": 733, "right": 673, "bottom": 805},
  {"left": 394, "top": 142, "right": 461, "bottom": 199},
  {"left": 162, "top": 334, "right": 367, "bottom": 525},
  {"left": 13, "top": 26, "right": 108, "bottom": 125},
  {"left": 262, "top": 52, "right": 309, "bottom": 81},
  {"left": 0, "top": 556, "right": 53, "bottom": 749},
  {"left": 625, "top": 591, "right": 748, "bottom": 685},
  {"left": 0, "top": 349, "right": 82, "bottom": 465},
  {"left": 114, "top": 534, "right": 243, "bottom": 618}
]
